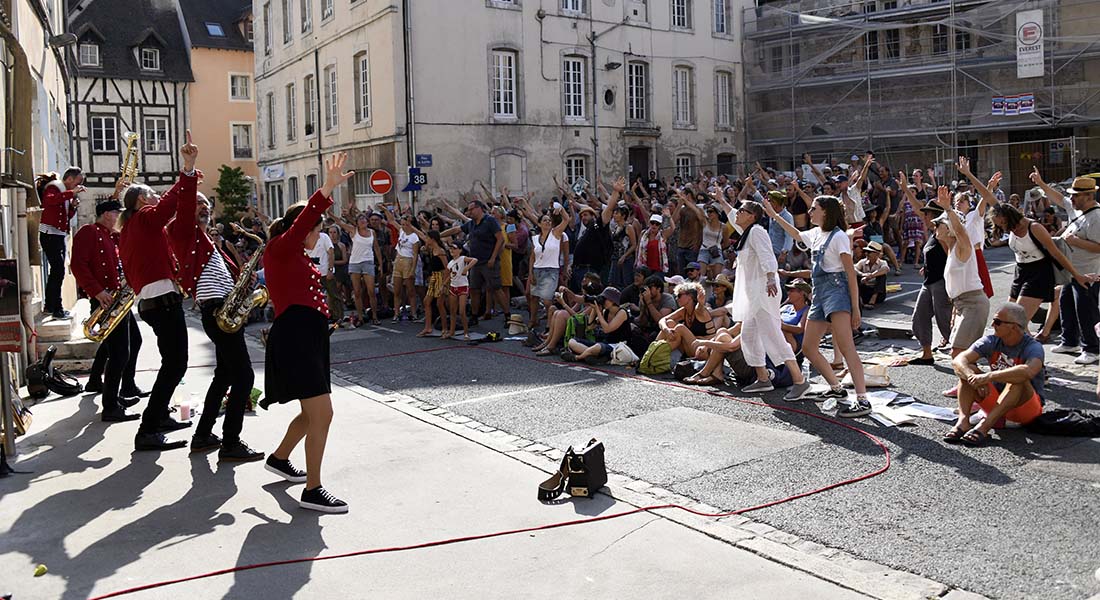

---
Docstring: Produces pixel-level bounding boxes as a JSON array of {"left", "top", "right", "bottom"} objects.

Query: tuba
[
  {"left": 84, "top": 132, "right": 140, "bottom": 343},
  {"left": 216, "top": 226, "right": 270, "bottom": 333}
]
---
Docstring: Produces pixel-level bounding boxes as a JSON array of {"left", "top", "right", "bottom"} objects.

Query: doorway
[{"left": 629, "top": 146, "right": 651, "bottom": 183}]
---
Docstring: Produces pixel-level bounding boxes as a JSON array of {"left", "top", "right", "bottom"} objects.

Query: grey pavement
[{"left": 1, "top": 316, "right": 872, "bottom": 600}]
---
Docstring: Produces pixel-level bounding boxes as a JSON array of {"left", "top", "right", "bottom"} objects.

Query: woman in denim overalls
[{"left": 764, "top": 195, "right": 871, "bottom": 417}]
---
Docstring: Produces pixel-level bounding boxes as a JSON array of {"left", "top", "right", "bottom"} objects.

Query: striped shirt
[{"left": 196, "top": 250, "right": 235, "bottom": 302}]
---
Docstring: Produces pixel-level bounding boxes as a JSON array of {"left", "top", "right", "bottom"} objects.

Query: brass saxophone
[
  {"left": 215, "top": 226, "right": 270, "bottom": 333},
  {"left": 83, "top": 132, "right": 140, "bottom": 342}
]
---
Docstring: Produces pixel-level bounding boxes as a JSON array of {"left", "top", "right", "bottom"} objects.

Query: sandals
[
  {"left": 960, "top": 429, "right": 989, "bottom": 447},
  {"left": 416, "top": 331, "right": 431, "bottom": 338},
  {"left": 942, "top": 426, "right": 969, "bottom": 444},
  {"left": 684, "top": 373, "right": 720, "bottom": 386}
]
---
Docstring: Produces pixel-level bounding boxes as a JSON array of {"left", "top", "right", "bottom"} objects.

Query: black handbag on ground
[{"left": 537, "top": 439, "right": 607, "bottom": 501}]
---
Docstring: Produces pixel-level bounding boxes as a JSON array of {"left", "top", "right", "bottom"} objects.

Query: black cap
[{"left": 96, "top": 199, "right": 122, "bottom": 217}]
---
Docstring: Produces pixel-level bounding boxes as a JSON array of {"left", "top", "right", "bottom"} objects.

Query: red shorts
[
  {"left": 979, "top": 386, "right": 1042, "bottom": 425},
  {"left": 450, "top": 286, "right": 469, "bottom": 297}
]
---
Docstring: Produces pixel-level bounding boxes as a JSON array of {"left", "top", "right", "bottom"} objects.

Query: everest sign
[{"left": 1016, "top": 10, "right": 1044, "bottom": 79}]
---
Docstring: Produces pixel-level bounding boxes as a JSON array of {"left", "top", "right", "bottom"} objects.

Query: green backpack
[
  {"left": 564, "top": 314, "right": 593, "bottom": 342},
  {"left": 637, "top": 340, "right": 672, "bottom": 375}
]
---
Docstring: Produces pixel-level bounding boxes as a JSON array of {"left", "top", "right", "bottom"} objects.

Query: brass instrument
[
  {"left": 83, "top": 132, "right": 140, "bottom": 343},
  {"left": 215, "top": 226, "right": 270, "bottom": 333}
]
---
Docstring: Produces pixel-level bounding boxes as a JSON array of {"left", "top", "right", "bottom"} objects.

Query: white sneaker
[
  {"left": 1051, "top": 344, "right": 1081, "bottom": 354},
  {"left": 1075, "top": 351, "right": 1099, "bottom": 365}
]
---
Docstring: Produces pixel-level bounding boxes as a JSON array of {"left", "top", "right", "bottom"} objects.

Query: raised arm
[
  {"left": 933, "top": 185, "right": 972, "bottom": 262},
  {"left": 761, "top": 192, "right": 806, "bottom": 244},
  {"left": 957, "top": 156, "right": 996, "bottom": 214},
  {"left": 1029, "top": 166, "right": 1068, "bottom": 211}
]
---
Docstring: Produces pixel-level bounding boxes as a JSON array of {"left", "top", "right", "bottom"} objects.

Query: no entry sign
[{"left": 369, "top": 169, "right": 393, "bottom": 195}]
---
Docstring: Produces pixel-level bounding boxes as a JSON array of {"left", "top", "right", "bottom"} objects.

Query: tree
[{"left": 213, "top": 165, "right": 252, "bottom": 223}]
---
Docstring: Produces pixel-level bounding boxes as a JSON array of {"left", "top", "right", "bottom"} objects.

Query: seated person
[
  {"left": 619, "top": 267, "right": 650, "bottom": 313},
  {"left": 706, "top": 274, "right": 734, "bottom": 329},
  {"left": 636, "top": 274, "right": 677, "bottom": 335},
  {"left": 655, "top": 281, "right": 717, "bottom": 359},
  {"left": 533, "top": 272, "right": 604, "bottom": 356},
  {"left": 563, "top": 287, "right": 631, "bottom": 364},
  {"left": 781, "top": 279, "right": 811, "bottom": 356},
  {"left": 684, "top": 323, "right": 742, "bottom": 385},
  {"left": 946, "top": 302, "right": 1045, "bottom": 446},
  {"left": 855, "top": 241, "right": 890, "bottom": 308}
]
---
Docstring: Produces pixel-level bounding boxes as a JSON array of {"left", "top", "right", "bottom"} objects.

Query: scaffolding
[{"left": 742, "top": 0, "right": 1100, "bottom": 189}]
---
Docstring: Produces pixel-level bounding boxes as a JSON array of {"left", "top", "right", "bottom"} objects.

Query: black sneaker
[
  {"left": 818, "top": 386, "right": 848, "bottom": 403},
  {"left": 85, "top": 379, "right": 103, "bottom": 394},
  {"left": 299, "top": 486, "right": 348, "bottom": 514},
  {"left": 265, "top": 456, "right": 307, "bottom": 483},
  {"left": 561, "top": 349, "right": 577, "bottom": 362},
  {"left": 837, "top": 397, "right": 873, "bottom": 418},
  {"left": 190, "top": 433, "right": 222, "bottom": 453},
  {"left": 120, "top": 385, "right": 150, "bottom": 398},
  {"left": 219, "top": 440, "right": 265, "bottom": 462}
]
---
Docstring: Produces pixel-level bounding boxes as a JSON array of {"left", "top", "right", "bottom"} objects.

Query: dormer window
[
  {"left": 78, "top": 43, "right": 100, "bottom": 67},
  {"left": 140, "top": 47, "right": 160, "bottom": 71},
  {"left": 205, "top": 22, "right": 225, "bottom": 36}
]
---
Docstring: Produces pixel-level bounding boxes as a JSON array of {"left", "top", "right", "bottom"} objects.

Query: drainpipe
[
  {"left": 314, "top": 49, "right": 324, "bottom": 181},
  {"left": 402, "top": 0, "right": 416, "bottom": 212},
  {"left": 15, "top": 186, "right": 34, "bottom": 367}
]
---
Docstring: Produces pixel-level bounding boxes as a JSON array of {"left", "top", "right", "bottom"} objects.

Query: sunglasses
[{"left": 991, "top": 318, "right": 1019, "bottom": 328}]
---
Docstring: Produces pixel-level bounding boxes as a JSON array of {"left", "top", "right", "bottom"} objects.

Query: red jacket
[
  {"left": 70, "top": 222, "right": 121, "bottom": 298},
  {"left": 40, "top": 181, "right": 78, "bottom": 233},
  {"left": 166, "top": 191, "right": 240, "bottom": 297},
  {"left": 264, "top": 190, "right": 331, "bottom": 319},
  {"left": 119, "top": 172, "right": 196, "bottom": 295}
]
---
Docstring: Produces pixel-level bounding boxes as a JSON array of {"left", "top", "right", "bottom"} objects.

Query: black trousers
[
  {"left": 137, "top": 293, "right": 188, "bottom": 434},
  {"left": 40, "top": 232, "right": 66, "bottom": 313},
  {"left": 91, "top": 299, "right": 142, "bottom": 412},
  {"left": 196, "top": 301, "right": 254, "bottom": 445}
]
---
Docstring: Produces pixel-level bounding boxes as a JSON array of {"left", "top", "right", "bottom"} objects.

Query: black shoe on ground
[
  {"left": 837, "top": 397, "right": 873, "bottom": 418},
  {"left": 118, "top": 395, "right": 141, "bottom": 409},
  {"left": 134, "top": 432, "right": 187, "bottom": 451},
  {"left": 120, "top": 385, "right": 150, "bottom": 398},
  {"left": 190, "top": 433, "right": 222, "bottom": 453},
  {"left": 299, "top": 486, "right": 348, "bottom": 513},
  {"left": 102, "top": 409, "right": 140, "bottom": 423},
  {"left": 219, "top": 440, "right": 265, "bottom": 462},
  {"left": 265, "top": 456, "right": 307, "bottom": 483},
  {"left": 84, "top": 379, "right": 103, "bottom": 394},
  {"left": 584, "top": 354, "right": 611, "bottom": 366},
  {"left": 155, "top": 417, "right": 192, "bottom": 433},
  {"left": 51, "top": 309, "right": 71, "bottom": 320},
  {"left": 909, "top": 356, "right": 935, "bottom": 366},
  {"left": 819, "top": 386, "right": 848, "bottom": 400}
]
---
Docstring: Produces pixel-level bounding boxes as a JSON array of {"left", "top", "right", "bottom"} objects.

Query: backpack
[
  {"left": 1024, "top": 409, "right": 1100, "bottom": 437},
  {"left": 564, "top": 314, "right": 592, "bottom": 342},
  {"left": 637, "top": 340, "right": 672, "bottom": 376}
]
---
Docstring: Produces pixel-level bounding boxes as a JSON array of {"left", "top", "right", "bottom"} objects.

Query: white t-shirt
[
  {"left": 448, "top": 256, "right": 473, "bottom": 288},
  {"left": 964, "top": 210, "right": 985, "bottom": 249},
  {"left": 309, "top": 231, "right": 334, "bottom": 274},
  {"left": 396, "top": 230, "right": 418, "bottom": 259},
  {"left": 801, "top": 227, "right": 851, "bottom": 273}
]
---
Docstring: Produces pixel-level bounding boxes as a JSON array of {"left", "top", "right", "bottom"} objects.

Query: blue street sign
[
  {"left": 402, "top": 167, "right": 428, "bottom": 192},
  {"left": 415, "top": 154, "right": 433, "bottom": 168}
]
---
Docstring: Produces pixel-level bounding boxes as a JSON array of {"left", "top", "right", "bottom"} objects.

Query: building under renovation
[{"left": 743, "top": 0, "right": 1100, "bottom": 193}]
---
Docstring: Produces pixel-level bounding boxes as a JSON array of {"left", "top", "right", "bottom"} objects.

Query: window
[
  {"left": 713, "top": 0, "right": 728, "bottom": 34},
  {"left": 561, "top": 0, "right": 585, "bottom": 14},
  {"left": 90, "top": 116, "right": 118, "bottom": 153},
  {"left": 322, "top": 0, "right": 334, "bottom": 20},
  {"left": 286, "top": 83, "right": 297, "bottom": 141},
  {"left": 306, "top": 173, "right": 318, "bottom": 194},
  {"left": 676, "top": 154, "right": 694, "bottom": 178},
  {"left": 262, "top": 2, "right": 271, "bottom": 55},
  {"left": 232, "top": 124, "right": 254, "bottom": 159},
  {"left": 266, "top": 92, "right": 276, "bottom": 148},
  {"left": 78, "top": 43, "right": 100, "bottom": 67},
  {"left": 143, "top": 117, "right": 169, "bottom": 153},
  {"left": 300, "top": 0, "right": 312, "bottom": 32},
  {"left": 884, "top": 28, "right": 900, "bottom": 60},
  {"left": 673, "top": 66, "right": 694, "bottom": 126},
  {"left": 205, "top": 22, "right": 225, "bottom": 36},
  {"left": 266, "top": 182, "right": 285, "bottom": 219},
  {"left": 491, "top": 50, "right": 518, "bottom": 118},
  {"left": 562, "top": 57, "right": 586, "bottom": 120},
  {"left": 564, "top": 155, "right": 587, "bottom": 185},
  {"left": 863, "top": 2, "right": 878, "bottom": 61},
  {"left": 671, "top": 0, "right": 692, "bottom": 29},
  {"left": 244, "top": 18, "right": 254, "bottom": 42},
  {"left": 715, "top": 71, "right": 732, "bottom": 128},
  {"left": 354, "top": 50, "right": 371, "bottom": 123},
  {"left": 304, "top": 74, "right": 317, "bottom": 135},
  {"left": 324, "top": 65, "right": 338, "bottom": 131},
  {"left": 288, "top": 176, "right": 300, "bottom": 204},
  {"left": 770, "top": 46, "right": 783, "bottom": 72},
  {"left": 627, "top": 61, "right": 648, "bottom": 122},
  {"left": 230, "top": 74, "right": 251, "bottom": 100},
  {"left": 955, "top": 28, "right": 971, "bottom": 51},
  {"left": 282, "top": 0, "right": 293, "bottom": 43},
  {"left": 140, "top": 48, "right": 160, "bottom": 71},
  {"left": 932, "top": 24, "right": 948, "bottom": 55}
]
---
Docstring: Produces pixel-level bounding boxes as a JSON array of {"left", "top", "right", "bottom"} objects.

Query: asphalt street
[{"left": 331, "top": 245, "right": 1100, "bottom": 600}]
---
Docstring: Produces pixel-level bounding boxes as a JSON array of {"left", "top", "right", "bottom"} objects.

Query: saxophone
[
  {"left": 215, "top": 226, "right": 270, "bottom": 333},
  {"left": 83, "top": 132, "right": 140, "bottom": 342}
]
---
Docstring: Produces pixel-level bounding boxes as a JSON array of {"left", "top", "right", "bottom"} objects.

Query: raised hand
[
  {"left": 1029, "top": 166, "right": 1045, "bottom": 186},
  {"left": 957, "top": 156, "right": 971, "bottom": 175},
  {"left": 898, "top": 170, "right": 909, "bottom": 186},
  {"left": 988, "top": 171, "right": 1003, "bottom": 189},
  {"left": 803, "top": 153, "right": 812, "bottom": 165},
  {"left": 934, "top": 185, "right": 952, "bottom": 211},
  {"left": 180, "top": 129, "right": 198, "bottom": 172},
  {"left": 612, "top": 176, "right": 627, "bottom": 194},
  {"left": 320, "top": 152, "right": 355, "bottom": 198}
]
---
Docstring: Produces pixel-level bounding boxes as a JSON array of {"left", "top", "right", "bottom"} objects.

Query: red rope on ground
[{"left": 90, "top": 343, "right": 891, "bottom": 599}]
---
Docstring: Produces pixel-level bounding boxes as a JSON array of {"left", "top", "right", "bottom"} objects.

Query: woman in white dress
[{"left": 726, "top": 201, "right": 810, "bottom": 399}]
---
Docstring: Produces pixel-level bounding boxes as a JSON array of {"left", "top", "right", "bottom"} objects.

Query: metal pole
[
  {"left": 590, "top": 32, "right": 600, "bottom": 184},
  {"left": 949, "top": 0, "right": 958, "bottom": 157},
  {"left": 1071, "top": 135, "right": 1078, "bottom": 178},
  {"left": 403, "top": 0, "right": 417, "bottom": 213},
  {"left": 2, "top": 355, "right": 14, "bottom": 457}
]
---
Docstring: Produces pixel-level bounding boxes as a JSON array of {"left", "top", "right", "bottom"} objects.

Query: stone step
[
  {"left": 38, "top": 337, "right": 99, "bottom": 360},
  {"left": 53, "top": 357, "right": 94, "bottom": 375},
  {"left": 35, "top": 299, "right": 94, "bottom": 343}
]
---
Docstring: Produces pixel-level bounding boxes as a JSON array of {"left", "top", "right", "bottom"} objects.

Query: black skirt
[
  {"left": 1011, "top": 259, "right": 1055, "bottom": 303},
  {"left": 265, "top": 305, "right": 331, "bottom": 404}
]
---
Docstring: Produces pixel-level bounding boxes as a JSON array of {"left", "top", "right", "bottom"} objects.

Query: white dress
[{"left": 728, "top": 225, "right": 781, "bottom": 321}]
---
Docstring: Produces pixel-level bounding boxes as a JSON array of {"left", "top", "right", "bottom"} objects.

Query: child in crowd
[{"left": 445, "top": 243, "right": 476, "bottom": 340}]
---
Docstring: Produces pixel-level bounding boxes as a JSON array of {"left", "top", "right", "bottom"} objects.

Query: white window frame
[
  {"left": 324, "top": 65, "right": 338, "bottom": 131},
  {"left": 321, "top": 0, "right": 334, "bottom": 21},
  {"left": 262, "top": 2, "right": 272, "bottom": 55},
  {"left": 304, "top": 74, "right": 317, "bottom": 136},
  {"left": 627, "top": 61, "right": 648, "bottom": 122},
  {"left": 300, "top": 0, "right": 312, "bottom": 32},
  {"left": 78, "top": 43, "right": 100, "bottom": 67},
  {"left": 675, "top": 154, "right": 695, "bottom": 179},
  {"left": 90, "top": 115, "right": 118, "bottom": 153},
  {"left": 491, "top": 50, "right": 518, "bottom": 119},
  {"left": 140, "top": 48, "right": 160, "bottom": 71},
  {"left": 229, "top": 73, "right": 251, "bottom": 101},
  {"left": 142, "top": 116, "right": 170, "bottom": 153},
  {"left": 713, "top": 0, "right": 729, "bottom": 35},
  {"left": 561, "top": 0, "right": 585, "bottom": 14},
  {"left": 281, "top": 0, "right": 293, "bottom": 44},
  {"left": 286, "top": 83, "right": 297, "bottom": 141},
  {"left": 673, "top": 66, "right": 694, "bottom": 127},
  {"left": 564, "top": 155, "right": 587, "bottom": 185},
  {"left": 288, "top": 176, "right": 300, "bottom": 204},
  {"left": 231, "top": 122, "right": 254, "bottom": 159},
  {"left": 715, "top": 70, "right": 732, "bottom": 129},
  {"left": 266, "top": 92, "right": 277, "bottom": 148},
  {"left": 355, "top": 50, "right": 372, "bottom": 124},
  {"left": 671, "top": 0, "right": 692, "bottom": 29},
  {"left": 562, "top": 56, "right": 586, "bottom": 121}
]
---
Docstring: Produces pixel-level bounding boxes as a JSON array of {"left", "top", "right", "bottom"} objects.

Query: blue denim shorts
[
  {"left": 808, "top": 271, "right": 852, "bottom": 322},
  {"left": 696, "top": 247, "right": 725, "bottom": 265}
]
